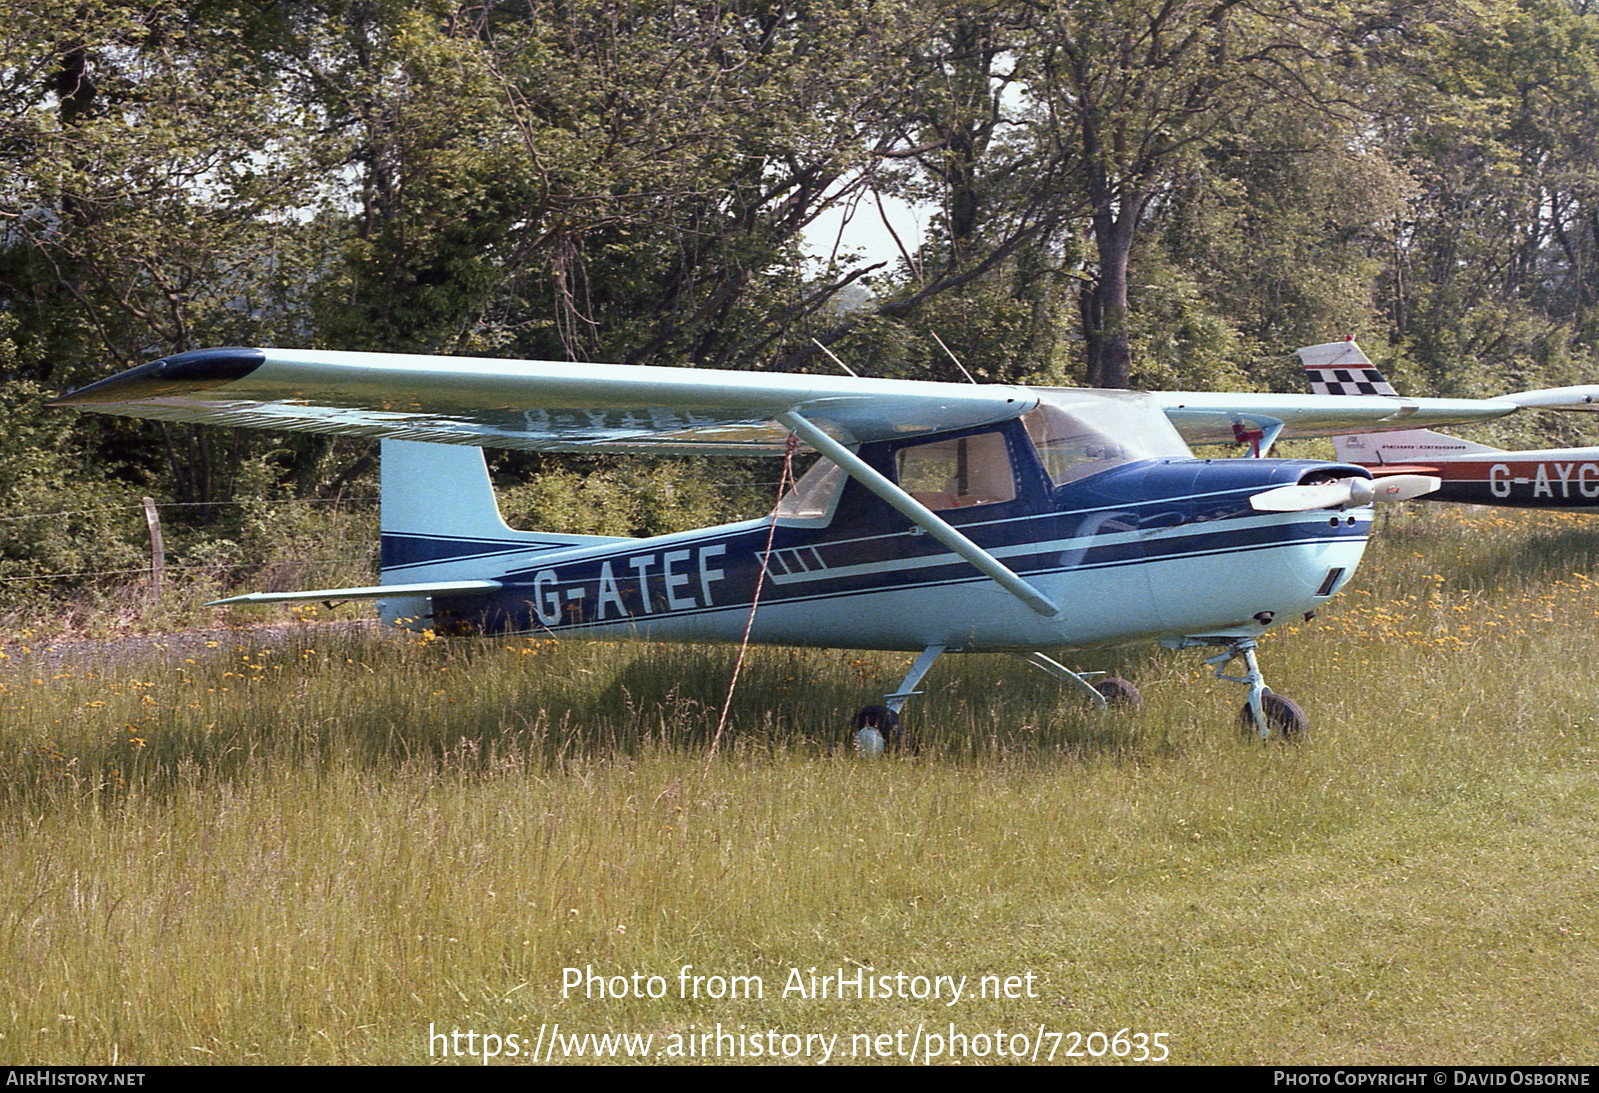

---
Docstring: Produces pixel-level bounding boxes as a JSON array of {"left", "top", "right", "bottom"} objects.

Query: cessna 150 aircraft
[
  {"left": 1300, "top": 339, "right": 1599, "bottom": 509},
  {"left": 50, "top": 344, "right": 1595, "bottom": 744}
]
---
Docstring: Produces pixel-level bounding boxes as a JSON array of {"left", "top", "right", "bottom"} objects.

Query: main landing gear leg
[
  {"left": 1018, "top": 652, "right": 1106, "bottom": 710},
  {"left": 1017, "top": 652, "right": 1144, "bottom": 711},
  {"left": 854, "top": 644, "right": 945, "bottom": 756}
]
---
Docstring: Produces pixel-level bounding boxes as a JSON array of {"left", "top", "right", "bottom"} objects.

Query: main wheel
[
  {"left": 1237, "top": 693, "right": 1308, "bottom": 741},
  {"left": 1092, "top": 676, "right": 1143, "bottom": 710},
  {"left": 852, "top": 705, "right": 903, "bottom": 755}
]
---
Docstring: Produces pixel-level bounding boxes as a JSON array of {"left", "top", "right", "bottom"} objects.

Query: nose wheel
[
  {"left": 1235, "top": 692, "right": 1307, "bottom": 741},
  {"left": 1206, "top": 638, "right": 1307, "bottom": 741},
  {"left": 1164, "top": 635, "right": 1309, "bottom": 741}
]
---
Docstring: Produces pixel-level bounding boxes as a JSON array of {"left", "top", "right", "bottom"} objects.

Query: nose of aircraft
[{"left": 1125, "top": 458, "right": 1380, "bottom": 638}]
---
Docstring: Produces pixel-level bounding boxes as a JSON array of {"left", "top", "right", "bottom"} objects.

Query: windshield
[{"left": 1023, "top": 388, "right": 1192, "bottom": 486}]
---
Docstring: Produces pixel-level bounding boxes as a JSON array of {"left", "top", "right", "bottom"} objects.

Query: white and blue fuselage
[{"left": 379, "top": 409, "right": 1369, "bottom": 655}]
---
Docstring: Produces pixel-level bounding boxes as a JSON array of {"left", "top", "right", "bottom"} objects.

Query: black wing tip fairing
[{"left": 50, "top": 347, "right": 266, "bottom": 406}]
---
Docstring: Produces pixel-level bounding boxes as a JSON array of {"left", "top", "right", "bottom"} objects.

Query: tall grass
[{"left": 2, "top": 505, "right": 1597, "bottom": 1064}]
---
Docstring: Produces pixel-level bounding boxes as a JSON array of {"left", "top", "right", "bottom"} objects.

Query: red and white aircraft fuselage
[
  {"left": 1300, "top": 340, "right": 1599, "bottom": 510},
  {"left": 1329, "top": 430, "right": 1599, "bottom": 508}
]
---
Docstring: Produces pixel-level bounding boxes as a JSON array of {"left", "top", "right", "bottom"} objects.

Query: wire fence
[
  {"left": 0, "top": 497, "right": 380, "bottom": 524},
  {"left": 0, "top": 496, "right": 380, "bottom": 588},
  {"left": 0, "top": 560, "right": 373, "bottom": 585},
  {"left": 0, "top": 480, "right": 787, "bottom": 587},
  {"left": 0, "top": 482, "right": 782, "bottom": 525}
]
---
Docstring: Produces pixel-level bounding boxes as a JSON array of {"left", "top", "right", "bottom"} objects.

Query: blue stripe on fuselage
[
  {"left": 381, "top": 531, "right": 599, "bottom": 570},
  {"left": 454, "top": 517, "right": 1362, "bottom": 632},
  {"left": 416, "top": 458, "right": 1370, "bottom": 634}
]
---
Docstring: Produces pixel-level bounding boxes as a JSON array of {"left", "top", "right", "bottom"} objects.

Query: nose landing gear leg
[{"left": 1165, "top": 635, "right": 1308, "bottom": 741}]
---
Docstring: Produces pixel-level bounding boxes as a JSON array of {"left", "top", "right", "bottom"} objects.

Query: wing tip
[{"left": 51, "top": 346, "right": 266, "bottom": 406}]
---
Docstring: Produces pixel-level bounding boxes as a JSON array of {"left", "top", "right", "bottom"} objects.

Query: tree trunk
[{"left": 1082, "top": 199, "right": 1142, "bottom": 389}]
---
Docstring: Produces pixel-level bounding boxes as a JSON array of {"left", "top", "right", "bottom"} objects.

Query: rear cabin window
[
  {"left": 894, "top": 431, "right": 1016, "bottom": 510},
  {"left": 772, "top": 458, "right": 846, "bottom": 520}
]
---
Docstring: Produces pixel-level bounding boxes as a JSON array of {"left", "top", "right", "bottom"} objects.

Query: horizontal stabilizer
[
  {"left": 208, "top": 579, "right": 503, "bottom": 606},
  {"left": 1332, "top": 428, "right": 1501, "bottom": 465}
]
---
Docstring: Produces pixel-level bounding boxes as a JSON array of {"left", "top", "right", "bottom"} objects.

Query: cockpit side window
[{"left": 894, "top": 430, "right": 1016, "bottom": 510}]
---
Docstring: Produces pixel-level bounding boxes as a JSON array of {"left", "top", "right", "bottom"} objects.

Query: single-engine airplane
[
  {"left": 1299, "top": 339, "right": 1599, "bottom": 509},
  {"left": 48, "top": 345, "right": 1591, "bottom": 744}
]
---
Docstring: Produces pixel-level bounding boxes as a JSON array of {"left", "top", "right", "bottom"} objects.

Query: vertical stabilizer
[
  {"left": 378, "top": 439, "right": 632, "bottom": 628},
  {"left": 1297, "top": 340, "right": 1399, "bottom": 397},
  {"left": 1296, "top": 343, "right": 1504, "bottom": 465},
  {"left": 382, "top": 439, "right": 517, "bottom": 541}
]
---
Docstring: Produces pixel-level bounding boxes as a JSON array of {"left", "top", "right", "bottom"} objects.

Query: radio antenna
[
  {"left": 929, "top": 331, "right": 978, "bottom": 384},
  {"left": 811, "top": 338, "right": 859, "bottom": 377}
]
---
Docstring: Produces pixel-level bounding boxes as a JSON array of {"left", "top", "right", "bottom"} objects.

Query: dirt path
[{"left": 1, "top": 618, "right": 387, "bottom": 673}]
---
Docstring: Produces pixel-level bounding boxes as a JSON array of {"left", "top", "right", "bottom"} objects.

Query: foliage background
[{"left": 5, "top": 0, "right": 1599, "bottom": 610}]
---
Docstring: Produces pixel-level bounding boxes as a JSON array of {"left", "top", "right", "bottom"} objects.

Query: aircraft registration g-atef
[
  {"left": 1300, "top": 338, "right": 1599, "bottom": 509},
  {"left": 49, "top": 344, "right": 1598, "bottom": 744}
]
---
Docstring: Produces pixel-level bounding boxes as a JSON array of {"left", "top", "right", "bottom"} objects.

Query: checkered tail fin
[{"left": 1296, "top": 340, "right": 1399, "bottom": 397}]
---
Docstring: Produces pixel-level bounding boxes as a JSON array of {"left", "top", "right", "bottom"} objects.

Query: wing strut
[{"left": 776, "top": 411, "right": 1061, "bottom": 618}]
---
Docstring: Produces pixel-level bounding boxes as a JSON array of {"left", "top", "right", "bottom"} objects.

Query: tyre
[
  {"left": 852, "top": 705, "right": 903, "bottom": 754},
  {"left": 1092, "top": 676, "right": 1143, "bottom": 710},
  {"left": 1237, "top": 692, "right": 1308, "bottom": 741}
]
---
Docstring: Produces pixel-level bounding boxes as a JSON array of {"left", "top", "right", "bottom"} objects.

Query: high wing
[
  {"left": 50, "top": 347, "right": 1034, "bottom": 454},
  {"left": 1155, "top": 390, "right": 1525, "bottom": 448},
  {"left": 1159, "top": 339, "right": 1599, "bottom": 451},
  {"left": 53, "top": 346, "right": 1071, "bottom": 616},
  {"left": 55, "top": 343, "right": 1596, "bottom": 456}
]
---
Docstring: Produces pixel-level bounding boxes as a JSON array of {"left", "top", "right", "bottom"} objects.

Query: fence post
[{"left": 141, "top": 497, "right": 164, "bottom": 602}]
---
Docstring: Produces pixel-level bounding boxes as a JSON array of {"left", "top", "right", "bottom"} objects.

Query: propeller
[{"left": 1249, "top": 474, "right": 1441, "bottom": 513}]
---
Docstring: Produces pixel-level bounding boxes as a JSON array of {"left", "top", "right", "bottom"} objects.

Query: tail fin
[
  {"left": 1297, "top": 340, "right": 1399, "bottom": 397},
  {"left": 1330, "top": 428, "right": 1503, "bottom": 465},
  {"left": 1296, "top": 343, "right": 1507, "bottom": 464},
  {"left": 379, "top": 439, "right": 630, "bottom": 626}
]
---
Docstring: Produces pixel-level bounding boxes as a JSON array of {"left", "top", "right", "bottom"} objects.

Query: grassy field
[{"left": 2, "top": 504, "right": 1597, "bottom": 1065}]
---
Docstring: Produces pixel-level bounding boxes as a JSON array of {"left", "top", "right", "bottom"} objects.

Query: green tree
[
  {"left": 1027, "top": 0, "right": 1414, "bottom": 387},
  {"left": 1382, "top": 0, "right": 1599, "bottom": 411}
]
